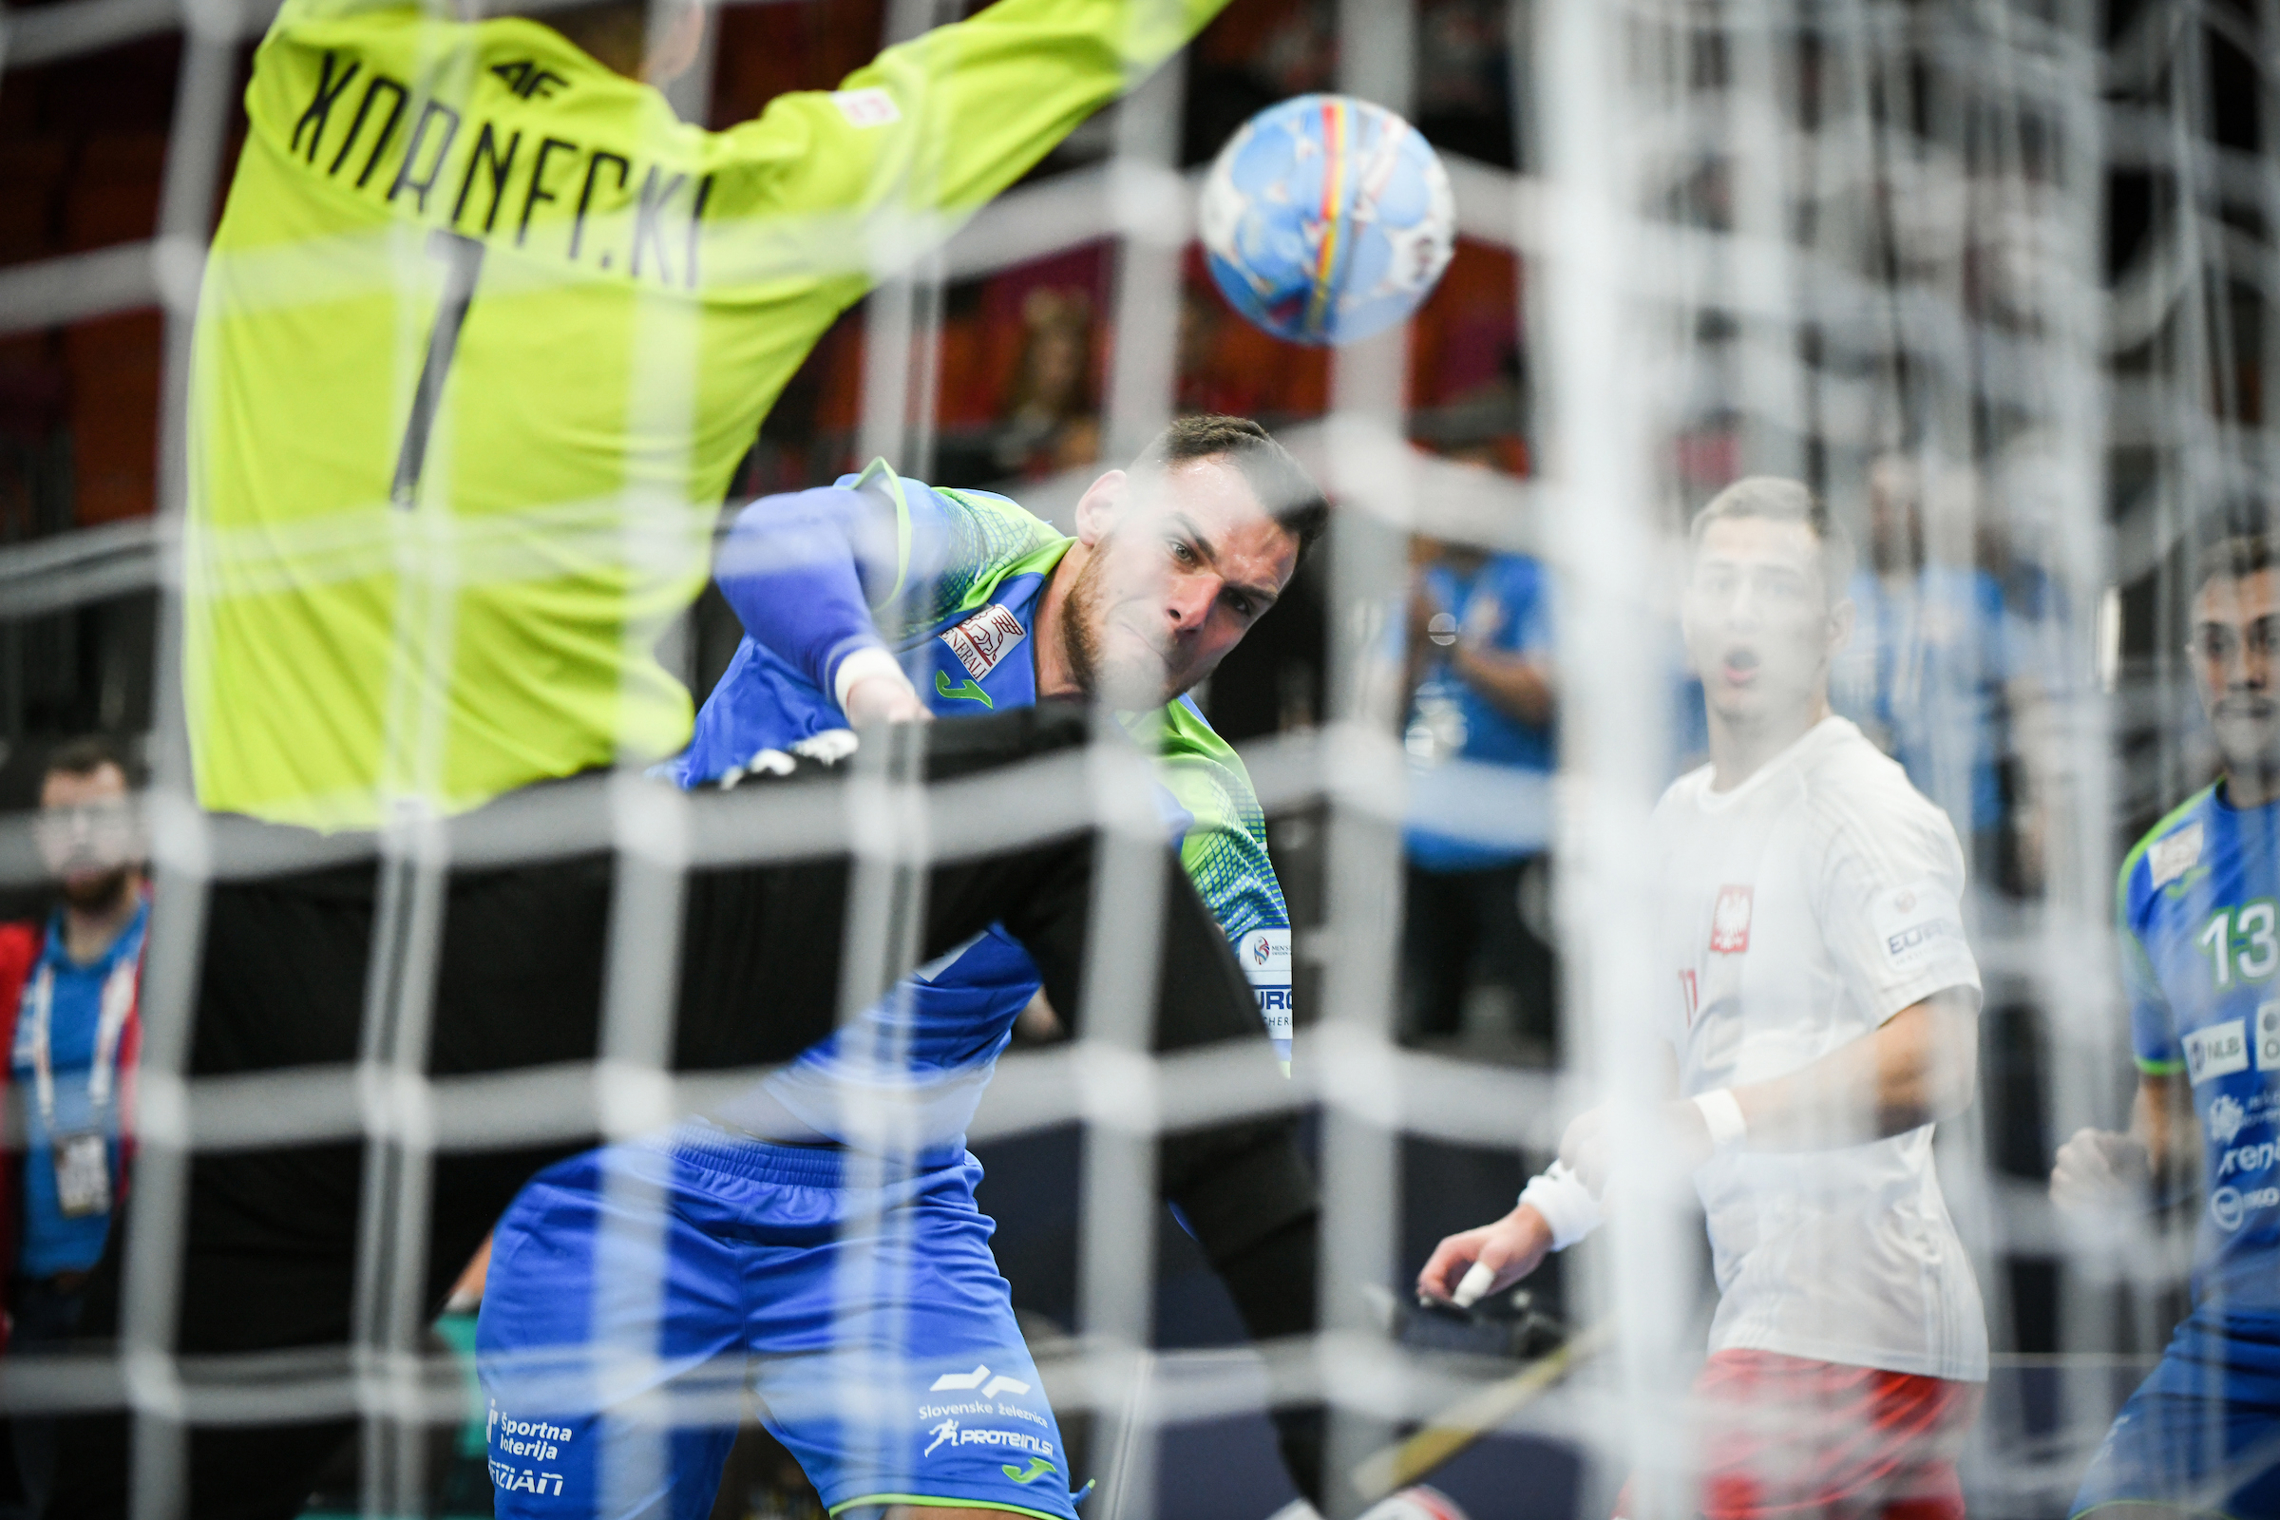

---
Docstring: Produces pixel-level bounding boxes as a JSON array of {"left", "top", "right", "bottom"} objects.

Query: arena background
[{"left": 0, "top": 0, "right": 2255, "bottom": 1516}]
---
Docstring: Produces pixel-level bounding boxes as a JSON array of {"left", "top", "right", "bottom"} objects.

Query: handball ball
[{"left": 1199, "top": 94, "right": 1456, "bottom": 347}]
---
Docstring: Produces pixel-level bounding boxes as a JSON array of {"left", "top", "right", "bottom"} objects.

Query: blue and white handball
[{"left": 1199, "top": 94, "right": 1457, "bottom": 347}]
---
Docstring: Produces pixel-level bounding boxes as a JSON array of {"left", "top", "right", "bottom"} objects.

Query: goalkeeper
[
  {"left": 478, "top": 415, "right": 1320, "bottom": 1520},
  {"left": 49, "top": 2, "right": 1295, "bottom": 1517}
]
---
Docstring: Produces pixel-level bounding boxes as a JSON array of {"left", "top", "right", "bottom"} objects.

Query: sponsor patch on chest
[
  {"left": 2151, "top": 822, "right": 2205, "bottom": 889},
  {"left": 1710, "top": 885, "right": 1753, "bottom": 954},
  {"left": 2186, "top": 1018, "right": 2251, "bottom": 1084},
  {"left": 940, "top": 604, "right": 1027, "bottom": 682}
]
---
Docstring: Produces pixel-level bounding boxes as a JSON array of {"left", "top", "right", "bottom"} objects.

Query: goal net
[{"left": 0, "top": 1, "right": 2251, "bottom": 1518}]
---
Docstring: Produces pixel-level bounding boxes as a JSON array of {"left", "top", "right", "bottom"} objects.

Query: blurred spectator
[
  {"left": 1414, "top": 0, "right": 1513, "bottom": 164},
  {"left": 992, "top": 287, "right": 1100, "bottom": 479},
  {"left": 1399, "top": 458, "right": 1559, "bottom": 1061},
  {"left": 1832, "top": 454, "right": 2048, "bottom": 894},
  {"left": 1, "top": 736, "right": 147, "bottom": 1510}
]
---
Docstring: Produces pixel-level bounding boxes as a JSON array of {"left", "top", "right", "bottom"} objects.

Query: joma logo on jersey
[
  {"left": 1710, "top": 886, "right": 1753, "bottom": 954},
  {"left": 941, "top": 605, "right": 1026, "bottom": 682}
]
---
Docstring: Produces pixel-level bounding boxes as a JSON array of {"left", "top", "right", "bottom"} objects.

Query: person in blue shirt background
[
  {"left": 1, "top": 735, "right": 147, "bottom": 1513},
  {"left": 1833, "top": 452, "right": 2051, "bottom": 897},
  {"left": 1399, "top": 516, "right": 1559, "bottom": 1063}
]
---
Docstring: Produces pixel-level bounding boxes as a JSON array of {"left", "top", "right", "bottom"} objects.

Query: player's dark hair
[
  {"left": 2190, "top": 498, "right": 2280, "bottom": 598},
  {"left": 45, "top": 734, "right": 143, "bottom": 789},
  {"left": 1133, "top": 415, "right": 1331, "bottom": 565},
  {"left": 1688, "top": 475, "right": 1856, "bottom": 602}
]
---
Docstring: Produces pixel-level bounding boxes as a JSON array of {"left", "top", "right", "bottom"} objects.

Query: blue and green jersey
[
  {"left": 685, "top": 464, "right": 1292, "bottom": 1156},
  {"left": 2121, "top": 781, "right": 2280, "bottom": 1313}
]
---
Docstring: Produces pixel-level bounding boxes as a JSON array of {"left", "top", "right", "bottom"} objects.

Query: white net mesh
[{"left": 0, "top": 1, "right": 2260, "bottom": 1518}]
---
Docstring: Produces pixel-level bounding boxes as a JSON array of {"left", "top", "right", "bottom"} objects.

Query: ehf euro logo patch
[
  {"left": 941, "top": 605, "right": 1026, "bottom": 682},
  {"left": 1710, "top": 885, "right": 1753, "bottom": 954}
]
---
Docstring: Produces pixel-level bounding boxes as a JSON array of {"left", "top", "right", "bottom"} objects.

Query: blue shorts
[
  {"left": 477, "top": 1125, "right": 1079, "bottom": 1520},
  {"left": 2075, "top": 1308, "right": 2280, "bottom": 1519}
]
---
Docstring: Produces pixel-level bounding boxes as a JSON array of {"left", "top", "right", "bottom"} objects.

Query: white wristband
[
  {"left": 1517, "top": 1159, "right": 1605, "bottom": 1253},
  {"left": 1693, "top": 1088, "right": 1748, "bottom": 1150},
  {"left": 832, "top": 646, "right": 908, "bottom": 715}
]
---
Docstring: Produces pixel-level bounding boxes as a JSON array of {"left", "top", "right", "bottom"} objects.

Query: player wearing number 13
[{"left": 2056, "top": 525, "right": 2280, "bottom": 1519}]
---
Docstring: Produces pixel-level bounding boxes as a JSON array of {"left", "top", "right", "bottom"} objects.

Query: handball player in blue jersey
[
  {"left": 477, "top": 417, "right": 1327, "bottom": 1520},
  {"left": 2055, "top": 525, "right": 2280, "bottom": 1519}
]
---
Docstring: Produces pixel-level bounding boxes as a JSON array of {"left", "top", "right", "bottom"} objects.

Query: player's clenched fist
[
  {"left": 1416, "top": 1203, "right": 1554, "bottom": 1308},
  {"left": 2050, "top": 1127, "right": 2153, "bottom": 1212},
  {"left": 841, "top": 669, "right": 934, "bottom": 727}
]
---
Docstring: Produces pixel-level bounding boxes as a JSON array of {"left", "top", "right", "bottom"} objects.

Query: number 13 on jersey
[{"left": 2200, "top": 902, "right": 2280, "bottom": 988}]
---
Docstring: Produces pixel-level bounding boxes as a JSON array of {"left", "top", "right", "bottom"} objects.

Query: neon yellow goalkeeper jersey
[{"left": 185, "top": 0, "right": 1225, "bottom": 829}]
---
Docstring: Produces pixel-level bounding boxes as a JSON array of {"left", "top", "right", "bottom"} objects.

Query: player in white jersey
[{"left": 1419, "top": 477, "right": 1987, "bottom": 1520}]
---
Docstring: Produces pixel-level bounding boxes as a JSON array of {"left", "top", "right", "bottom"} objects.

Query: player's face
[
  {"left": 35, "top": 763, "right": 141, "bottom": 911},
  {"left": 1066, "top": 458, "right": 1298, "bottom": 708},
  {"left": 2191, "top": 568, "right": 2280, "bottom": 777},
  {"left": 1682, "top": 516, "right": 1845, "bottom": 728}
]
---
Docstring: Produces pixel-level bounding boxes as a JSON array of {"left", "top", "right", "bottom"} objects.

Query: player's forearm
[
  {"left": 716, "top": 486, "right": 897, "bottom": 698},
  {"left": 2133, "top": 1074, "right": 2196, "bottom": 1197},
  {"left": 1727, "top": 992, "right": 1979, "bottom": 1150}
]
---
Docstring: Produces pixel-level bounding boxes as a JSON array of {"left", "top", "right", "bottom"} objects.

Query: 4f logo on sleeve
[
  {"left": 940, "top": 605, "right": 1027, "bottom": 684},
  {"left": 1710, "top": 885, "right": 1753, "bottom": 955}
]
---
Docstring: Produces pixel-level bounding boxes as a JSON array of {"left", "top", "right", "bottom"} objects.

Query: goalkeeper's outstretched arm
[{"left": 711, "top": 0, "right": 1232, "bottom": 276}]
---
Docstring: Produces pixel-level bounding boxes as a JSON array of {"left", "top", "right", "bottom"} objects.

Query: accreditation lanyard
[{"left": 27, "top": 923, "right": 142, "bottom": 1219}]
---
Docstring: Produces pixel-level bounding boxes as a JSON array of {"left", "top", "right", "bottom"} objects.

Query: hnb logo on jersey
[
  {"left": 1710, "top": 886, "right": 1752, "bottom": 954},
  {"left": 941, "top": 605, "right": 1027, "bottom": 683},
  {"left": 2184, "top": 1007, "right": 2280, "bottom": 1088}
]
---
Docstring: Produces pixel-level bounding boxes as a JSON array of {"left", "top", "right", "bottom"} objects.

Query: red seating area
[{"left": 0, "top": 35, "right": 191, "bottom": 531}]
